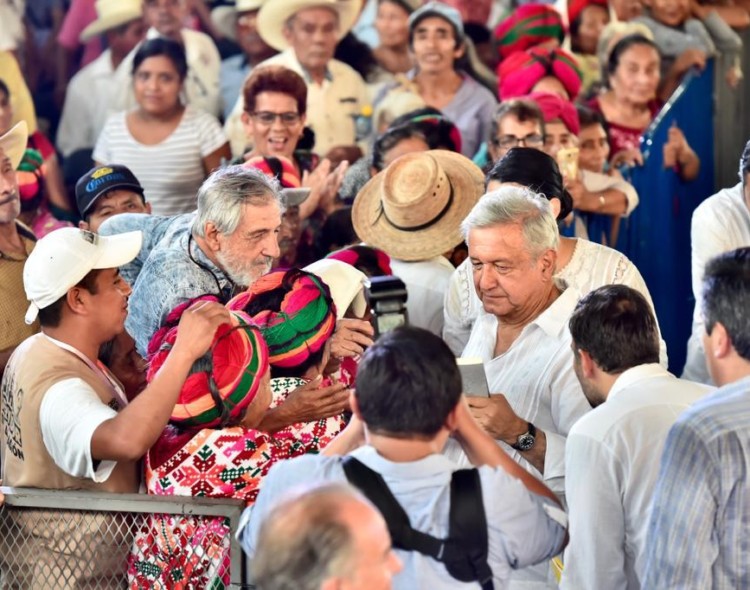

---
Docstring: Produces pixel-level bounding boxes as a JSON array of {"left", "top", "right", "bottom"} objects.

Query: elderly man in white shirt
[
  {"left": 224, "top": 0, "right": 369, "bottom": 157},
  {"left": 57, "top": 0, "right": 146, "bottom": 158},
  {"left": 109, "top": 0, "right": 222, "bottom": 118},
  {"left": 444, "top": 147, "right": 667, "bottom": 367},
  {"left": 561, "top": 284, "right": 712, "bottom": 590},
  {"left": 683, "top": 140, "right": 750, "bottom": 384},
  {"left": 460, "top": 186, "right": 591, "bottom": 590}
]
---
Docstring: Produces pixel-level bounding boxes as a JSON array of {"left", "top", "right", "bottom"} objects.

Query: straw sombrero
[
  {"left": 257, "top": 0, "right": 363, "bottom": 52},
  {"left": 80, "top": 0, "right": 142, "bottom": 42},
  {"left": 352, "top": 150, "right": 485, "bottom": 262},
  {"left": 0, "top": 121, "right": 27, "bottom": 170},
  {"left": 211, "top": 0, "right": 266, "bottom": 42}
]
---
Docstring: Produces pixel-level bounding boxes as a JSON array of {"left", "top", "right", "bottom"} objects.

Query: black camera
[{"left": 365, "top": 276, "right": 409, "bottom": 338}]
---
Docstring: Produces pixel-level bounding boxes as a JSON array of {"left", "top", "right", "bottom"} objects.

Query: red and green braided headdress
[
  {"left": 228, "top": 269, "right": 337, "bottom": 369},
  {"left": 494, "top": 5, "right": 565, "bottom": 61},
  {"left": 147, "top": 297, "right": 270, "bottom": 429}
]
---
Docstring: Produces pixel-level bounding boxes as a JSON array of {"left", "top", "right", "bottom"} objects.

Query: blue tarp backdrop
[{"left": 618, "top": 61, "right": 715, "bottom": 375}]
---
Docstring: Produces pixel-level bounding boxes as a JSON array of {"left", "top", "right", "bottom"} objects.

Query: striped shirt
[
  {"left": 93, "top": 107, "right": 226, "bottom": 216},
  {"left": 643, "top": 375, "right": 750, "bottom": 589}
]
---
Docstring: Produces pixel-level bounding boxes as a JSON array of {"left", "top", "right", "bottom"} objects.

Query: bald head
[{"left": 252, "top": 483, "right": 401, "bottom": 590}]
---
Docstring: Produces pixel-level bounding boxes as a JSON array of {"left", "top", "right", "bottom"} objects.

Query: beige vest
[{"left": 1, "top": 333, "right": 138, "bottom": 492}]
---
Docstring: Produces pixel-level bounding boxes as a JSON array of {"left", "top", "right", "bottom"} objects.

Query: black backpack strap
[
  {"left": 450, "top": 469, "right": 494, "bottom": 590},
  {"left": 341, "top": 456, "right": 445, "bottom": 559}
]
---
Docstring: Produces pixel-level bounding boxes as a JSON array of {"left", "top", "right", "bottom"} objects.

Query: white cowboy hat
[
  {"left": 257, "top": 0, "right": 364, "bottom": 52},
  {"left": 0, "top": 121, "right": 28, "bottom": 170},
  {"left": 80, "top": 0, "right": 143, "bottom": 42},
  {"left": 211, "top": 0, "right": 266, "bottom": 43},
  {"left": 352, "top": 150, "right": 485, "bottom": 262}
]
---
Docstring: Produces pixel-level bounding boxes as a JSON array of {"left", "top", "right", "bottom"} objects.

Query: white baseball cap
[
  {"left": 303, "top": 258, "right": 368, "bottom": 319},
  {"left": 24, "top": 228, "right": 143, "bottom": 325}
]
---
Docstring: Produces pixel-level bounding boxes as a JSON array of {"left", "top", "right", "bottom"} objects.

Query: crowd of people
[{"left": 1, "top": 0, "right": 750, "bottom": 589}]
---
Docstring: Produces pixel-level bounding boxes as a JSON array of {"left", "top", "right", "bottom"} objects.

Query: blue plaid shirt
[
  {"left": 99, "top": 213, "right": 235, "bottom": 357},
  {"left": 643, "top": 375, "right": 750, "bottom": 589}
]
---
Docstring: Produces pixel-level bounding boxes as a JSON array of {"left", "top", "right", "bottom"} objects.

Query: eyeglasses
[
  {"left": 250, "top": 111, "right": 301, "bottom": 126},
  {"left": 494, "top": 134, "right": 544, "bottom": 149}
]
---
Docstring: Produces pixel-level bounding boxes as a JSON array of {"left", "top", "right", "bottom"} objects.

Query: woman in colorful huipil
[
  {"left": 231, "top": 268, "right": 347, "bottom": 446},
  {"left": 129, "top": 270, "right": 342, "bottom": 589}
]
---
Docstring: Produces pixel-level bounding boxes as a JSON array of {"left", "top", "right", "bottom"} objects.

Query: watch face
[{"left": 516, "top": 433, "right": 535, "bottom": 451}]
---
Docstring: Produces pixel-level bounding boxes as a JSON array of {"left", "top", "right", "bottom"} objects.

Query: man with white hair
[
  {"left": 100, "top": 165, "right": 368, "bottom": 433},
  {"left": 460, "top": 186, "right": 590, "bottom": 589}
]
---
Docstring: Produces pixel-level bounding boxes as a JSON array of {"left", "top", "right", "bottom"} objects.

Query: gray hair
[
  {"left": 461, "top": 186, "right": 559, "bottom": 259},
  {"left": 192, "top": 165, "right": 282, "bottom": 237}
]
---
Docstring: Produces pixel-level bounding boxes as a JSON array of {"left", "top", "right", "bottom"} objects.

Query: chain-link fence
[{"left": 0, "top": 486, "right": 249, "bottom": 589}]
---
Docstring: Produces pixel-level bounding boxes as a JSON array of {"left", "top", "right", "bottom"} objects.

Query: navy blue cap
[{"left": 75, "top": 164, "right": 145, "bottom": 218}]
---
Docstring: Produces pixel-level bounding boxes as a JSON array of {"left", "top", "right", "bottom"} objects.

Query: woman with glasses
[
  {"left": 239, "top": 65, "right": 354, "bottom": 226},
  {"left": 93, "top": 38, "right": 230, "bottom": 216},
  {"left": 239, "top": 65, "right": 312, "bottom": 175}
]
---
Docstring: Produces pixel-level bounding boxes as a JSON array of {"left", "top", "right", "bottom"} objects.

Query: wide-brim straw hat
[
  {"left": 352, "top": 150, "right": 485, "bottom": 262},
  {"left": 0, "top": 121, "right": 27, "bottom": 170},
  {"left": 80, "top": 0, "right": 143, "bottom": 42},
  {"left": 257, "top": 0, "right": 364, "bottom": 52},
  {"left": 211, "top": 0, "right": 266, "bottom": 42}
]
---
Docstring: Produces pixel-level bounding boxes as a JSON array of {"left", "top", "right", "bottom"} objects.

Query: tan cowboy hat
[
  {"left": 80, "top": 0, "right": 143, "bottom": 42},
  {"left": 0, "top": 121, "right": 28, "bottom": 170},
  {"left": 352, "top": 150, "right": 485, "bottom": 262},
  {"left": 211, "top": 0, "right": 266, "bottom": 42},
  {"left": 257, "top": 0, "right": 364, "bottom": 52}
]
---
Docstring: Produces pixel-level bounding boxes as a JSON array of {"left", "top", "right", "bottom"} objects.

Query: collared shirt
[
  {"left": 561, "top": 364, "right": 712, "bottom": 590},
  {"left": 219, "top": 54, "right": 251, "bottom": 121},
  {"left": 224, "top": 48, "right": 369, "bottom": 157},
  {"left": 391, "top": 255, "right": 455, "bottom": 337},
  {"left": 0, "top": 223, "right": 37, "bottom": 353},
  {"left": 239, "top": 445, "right": 567, "bottom": 590},
  {"left": 110, "top": 28, "right": 222, "bottom": 118},
  {"left": 461, "top": 286, "right": 590, "bottom": 590},
  {"left": 461, "top": 286, "right": 590, "bottom": 497},
  {"left": 98, "top": 213, "right": 183, "bottom": 288},
  {"left": 642, "top": 375, "right": 750, "bottom": 589},
  {"left": 57, "top": 49, "right": 116, "bottom": 157},
  {"left": 683, "top": 183, "right": 750, "bottom": 385},
  {"left": 100, "top": 213, "right": 234, "bottom": 357},
  {"left": 444, "top": 238, "right": 667, "bottom": 367}
]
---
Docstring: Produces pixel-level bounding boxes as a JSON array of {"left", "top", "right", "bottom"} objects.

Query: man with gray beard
[{"left": 100, "top": 165, "right": 365, "bottom": 432}]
